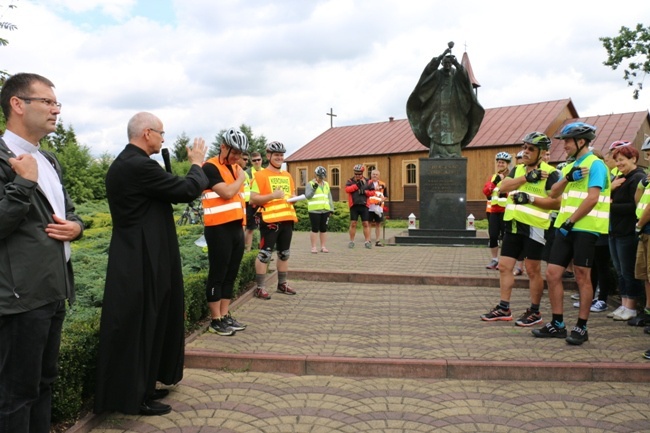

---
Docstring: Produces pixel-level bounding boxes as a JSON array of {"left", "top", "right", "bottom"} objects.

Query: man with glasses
[
  {"left": 0, "top": 73, "right": 84, "bottom": 433},
  {"left": 480, "top": 132, "right": 560, "bottom": 329},
  {"left": 245, "top": 152, "right": 264, "bottom": 251},
  {"left": 345, "top": 164, "right": 374, "bottom": 249},
  {"left": 95, "top": 112, "right": 208, "bottom": 416}
]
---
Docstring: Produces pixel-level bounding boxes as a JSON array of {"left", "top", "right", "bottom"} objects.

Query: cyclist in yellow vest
[
  {"left": 481, "top": 132, "right": 560, "bottom": 327},
  {"left": 482, "top": 152, "right": 512, "bottom": 269},
  {"left": 201, "top": 128, "right": 248, "bottom": 336},
  {"left": 305, "top": 166, "right": 334, "bottom": 253},
  {"left": 245, "top": 151, "right": 264, "bottom": 252},
  {"left": 634, "top": 137, "right": 650, "bottom": 355},
  {"left": 250, "top": 141, "right": 298, "bottom": 299},
  {"left": 532, "top": 122, "right": 610, "bottom": 345}
]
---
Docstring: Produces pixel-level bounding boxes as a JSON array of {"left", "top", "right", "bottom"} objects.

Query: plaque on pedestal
[{"left": 418, "top": 158, "right": 467, "bottom": 230}]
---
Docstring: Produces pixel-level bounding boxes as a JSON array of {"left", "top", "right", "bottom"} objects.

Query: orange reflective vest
[
  {"left": 251, "top": 168, "right": 298, "bottom": 223},
  {"left": 201, "top": 157, "right": 245, "bottom": 227}
]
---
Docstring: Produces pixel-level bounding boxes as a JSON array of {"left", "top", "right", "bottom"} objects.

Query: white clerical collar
[{"left": 2, "top": 129, "right": 40, "bottom": 155}]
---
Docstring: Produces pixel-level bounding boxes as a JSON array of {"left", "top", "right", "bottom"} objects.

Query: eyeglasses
[
  {"left": 521, "top": 144, "right": 537, "bottom": 152},
  {"left": 149, "top": 128, "right": 165, "bottom": 137},
  {"left": 17, "top": 96, "right": 62, "bottom": 109},
  {"left": 243, "top": 159, "right": 249, "bottom": 162},
  {"left": 252, "top": 158, "right": 262, "bottom": 162}
]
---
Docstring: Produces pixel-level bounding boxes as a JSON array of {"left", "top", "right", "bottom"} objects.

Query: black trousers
[{"left": 0, "top": 300, "right": 66, "bottom": 433}]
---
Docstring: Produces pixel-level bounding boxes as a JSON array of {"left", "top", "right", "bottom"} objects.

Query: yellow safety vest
[
  {"left": 307, "top": 181, "right": 331, "bottom": 211},
  {"left": 504, "top": 161, "right": 555, "bottom": 229},
  {"left": 555, "top": 154, "right": 610, "bottom": 234},
  {"left": 636, "top": 177, "right": 650, "bottom": 219}
]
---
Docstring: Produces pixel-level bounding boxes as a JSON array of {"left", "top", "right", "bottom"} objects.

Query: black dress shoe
[
  {"left": 150, "top": 389, "right": 170, "bottom": 400},
  {"left": 139, "top": 399, "right": 171, "bottom": 416}
]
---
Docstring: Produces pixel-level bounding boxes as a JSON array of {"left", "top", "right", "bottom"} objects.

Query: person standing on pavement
[
  {"left": 607, "top": 144, "right": 646, "bottom": 321},
  {"left": 633, "top": 137, "right": 650, "bottom": 338},
  {"left": 482, "top": 152, "right": 511, "bottom": 270},
  {"left": 202, "top": 128, "right": 249, "bottom": 336},
  {"left": 345, "top": 164, "right": 375, "bottom": 249},
  {"left": 480, "top": 133, "right": 560, "bottom": 327},
  {"left": 368, "top": 169, "right": 388, "bottom": 247},
  {"left": 245, "top": 151, "right": 264, "bottom": 252},
  {"left": 305, "top": 166, "right": 334, "bottom": 253},
  {"left": 532, "top": 122, "right": 610, "bottom": 345},
  {"left": 0, "top": 72, "right": 84, "bottom": 433},
  {"left": 95, "top": 112, "right": 208, "bottom": 416},
  {"left": 250, "top": 141, "right": 298, "bottom": 299}
]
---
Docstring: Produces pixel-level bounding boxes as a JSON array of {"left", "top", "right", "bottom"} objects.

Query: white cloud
[{"left": 2, "top": 0, "right": 650, "bottom": 158}]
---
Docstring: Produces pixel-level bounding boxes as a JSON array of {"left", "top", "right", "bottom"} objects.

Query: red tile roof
[{"left": 286, "top": 99, "right": 649, "bottom": 163}]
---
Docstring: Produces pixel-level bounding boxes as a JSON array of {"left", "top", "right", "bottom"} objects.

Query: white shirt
[{"left": 3, "top": 130, "right": 71, "bottom": 261}]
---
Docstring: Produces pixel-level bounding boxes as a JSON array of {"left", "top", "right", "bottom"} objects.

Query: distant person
[
  {"left": 634, "top": 137, "right": 650, "bottom": 357},
  {"left": 94, "top": 112, "right": 208, "bottom": 416},
  {"left": 0, "top": 72, "right": 84, "bottom": 433},
  {"left": 480, "top": 133, "right": 560, "bottom": 327},
  {"left": 202, "top": 128, "right": 249, "bottom": 336},
  {"left": 250, "top": 141, "right": 298, "bottom": 299},
  {"left": 345, "top": 164, "right": 375, "bottom": 249},
  {"left": 482, "top": 152, "right": 511, "bottom": 269},
  {"left": 532, "top": 122, "right": 610, "bottom": 345},
  {"left": 368, "top": 169, "right": 388, "bottom": 246},
  {"left": 406, "top": 42, "right": 484, "bottom": 158},
  {"left": 244, "top": 151, "right": 264, "bottom": 252},
  {"left": 305, "top": 166, "right": 334, "bottom": 253}
]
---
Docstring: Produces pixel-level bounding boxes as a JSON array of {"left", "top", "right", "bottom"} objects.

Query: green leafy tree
[
  {"left": 208, "top": 124, "right": 267, "bottom": 161},
  {"left": 172, "top": 131, "right": 189, "bottom": 161},
  {"left": 600, "top": 23, "right": 650, "bottom": 99},
  {"left": 1, "top": 3, "right": 18, "bottom": 83},
  {"left": 42, "top": 121, "right": 111, "bottom": 202}
]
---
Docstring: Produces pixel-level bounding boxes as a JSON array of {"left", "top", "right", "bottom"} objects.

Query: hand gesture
[
  {"left": 272, "top": 187, "right": 285, "bottom": 200},
  {"left": 9, "top": 154, "right": 38, "bottom": 182},
  {"left": 46, "top": 214, "right": 82, "bottom": 242},
  {"left": 187, "top": 137, "right": 207, "bottom": 165}
]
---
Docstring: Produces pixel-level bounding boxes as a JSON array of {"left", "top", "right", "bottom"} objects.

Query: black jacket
[{"left": 610, "top": 166, "right": 646, "bottom": 237}]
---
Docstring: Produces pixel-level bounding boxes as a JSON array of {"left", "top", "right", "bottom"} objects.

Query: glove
[
  {"left": 566, "top": 166, "right": 583, "bottom": 182},
  {"left": 642, "top": 177, "right": 650, "bottom": 187},
  {"left": 558, "top": 220, "right": 574, "bottom": 237},
  {"left": 525, "top": 169, "right": 542, "bottom": 183},
  {"left": 310, "top": 181, "right": 318, "bottom": 189},
  {"left": 512, "top": 192, "right": 531, "bottom": 205}
]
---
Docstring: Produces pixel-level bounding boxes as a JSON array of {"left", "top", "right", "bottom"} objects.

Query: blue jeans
[
  {"left": 0, "top": 300, "right": 66, "bottom": 433},
  {"left": 609, "top": 234, "right": 645, "bottom": 299}
]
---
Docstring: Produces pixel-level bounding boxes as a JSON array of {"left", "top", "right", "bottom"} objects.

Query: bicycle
[{"left": 177, "top": 200, "right": 203, "bottom": 225}]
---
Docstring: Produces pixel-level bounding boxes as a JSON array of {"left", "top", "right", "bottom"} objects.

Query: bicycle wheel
[{"left": 177, "top": 212, "right": 189, "bottom": 225}]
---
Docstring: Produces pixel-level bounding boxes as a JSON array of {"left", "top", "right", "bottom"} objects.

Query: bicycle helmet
[
  {"left": 223, "top": 128, "right": 249, "bottom": 152},
  {"left": 495, "top": 152, "right": 512, "bottom": 162},
  {"left": 609, "top": 140, "right": 631, "bottom": 150},
  {"left": 315, "top": 166, "right": 327, "bottom": 178},
  {"left": 353, "top": 164, "right": 365, "bottom": 173},
  {"left": 554, "top": 122, "right": 597, "bottom": 140},
  {"left": 516, "top": 151, "right": 524, "bottom": 159},
  {"left": 266, "top": 141, "right": 286, "bottom": 154},
  {"left": 556, "top": 162, "right": 568, "bottom": 170},
  {"left": 522, "top": 132, "right": 551, "bottom": 150},
  {"left": 642, "top": 137, "right": 650, "bottom": 152}
]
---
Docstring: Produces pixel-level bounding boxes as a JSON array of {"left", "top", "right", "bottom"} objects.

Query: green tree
[
  {"left": 1, "top": 3, "right": 18, "bottom": 83},
  {"left": 172, "top": 131, "right": 189, "bottom": 161},
  {"left": 600, "top": 23, "right": 650, "bottom": 99},
  {"left": 42, "top": 121, "right": 111, "bottom": 202},
  {"left": 208, "top": 124, "right": 268, "bottom": 161}
]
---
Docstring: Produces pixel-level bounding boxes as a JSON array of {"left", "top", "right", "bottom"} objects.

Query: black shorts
[
  {"left": 500, "top": 231, "right": 544, "bottom": 261},
  {"left": 245, "top": 203, "right": 259, "bottom": 230},
  {"left": 349, "top": 204, "right": 370, "bottom": 222},
  {"left": 548, "top": 229, "right": 598, "bottom": 268},
  {"left": 259, "top": 220, "right": 294, "bottom": 252},
  {"left": 369, "top": 212, "right": 383, "bottom": 223}
]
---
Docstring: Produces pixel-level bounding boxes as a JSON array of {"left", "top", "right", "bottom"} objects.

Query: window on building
[
  {"left": 406, "top": 162, "right": 417, "bottom": 184},
  {"left": 367, "top": 164, "right": 376, "bottom": 174},
  {"left": 330, "top": 167, "right": 340, "bottom": 187},
  {"left": 298, "top": 167, "right": 307, "bottom": 187}
]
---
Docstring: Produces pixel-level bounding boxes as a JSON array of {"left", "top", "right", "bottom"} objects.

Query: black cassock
[{"left": 94, "top": 144, "right": 208, "bottom": 414}]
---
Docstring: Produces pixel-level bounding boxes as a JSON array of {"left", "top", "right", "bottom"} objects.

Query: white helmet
[
  {"left": 516, "top": 151, "right": 524, "bottom": 159},
  {"left": 266, "top": 141, "right": 286, "bottom": 154},
  {"left": 223, "top": 128, "right": 249, "bottom": 152},
  {"left": 642, "top": 137, "right": 650, "bottom": 152},
  {"left": 495, "top": 152, "right": 512, "bottom": 162}
]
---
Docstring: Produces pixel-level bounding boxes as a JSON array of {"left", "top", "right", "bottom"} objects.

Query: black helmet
[
  {"left": 554, "top": 122, "right": 596, "bottom": 141},
  {"left": 522, "top": 132, "right": 551, "bottom": 150}
]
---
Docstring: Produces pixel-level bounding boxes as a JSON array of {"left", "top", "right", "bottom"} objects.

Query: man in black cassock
[{"left": 94, "top": 112, "right": 208, "bottom": 416}]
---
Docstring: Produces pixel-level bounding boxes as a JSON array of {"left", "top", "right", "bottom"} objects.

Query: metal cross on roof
[{"left": 326, "top": 108, "right": 337, "bottom": 128}]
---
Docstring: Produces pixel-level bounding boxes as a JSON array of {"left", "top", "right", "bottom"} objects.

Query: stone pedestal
[{"left": 418, "top": 158, "right": 467, "bottom": 230}]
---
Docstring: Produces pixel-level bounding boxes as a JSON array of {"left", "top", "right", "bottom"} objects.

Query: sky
[{"left": 2, "top": 0, "right": 650, "bottom": 159}]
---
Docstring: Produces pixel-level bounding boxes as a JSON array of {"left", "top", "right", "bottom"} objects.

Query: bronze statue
[{"left": 406, "top": 42, "right": 484, "bottom": 158}]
